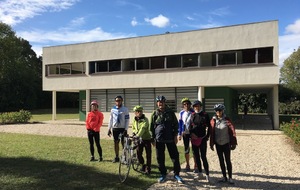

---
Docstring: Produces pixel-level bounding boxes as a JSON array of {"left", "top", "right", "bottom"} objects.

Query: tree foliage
[
  {"left": 0, "top": 22, "right": 44, "bottom": 112},
  {"left": 280, "top": 47, "right": 300, "bottom": 98},
  {"left": 238, "top": 93, "right": 267, "bottom": 113}
]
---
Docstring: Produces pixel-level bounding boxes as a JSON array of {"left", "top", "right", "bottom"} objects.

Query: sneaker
[
  {"left": 185, "top": 165, "right": 190, "bottom": 172},
  {"left": 228, "top": 178, "right": 234, "bottom": 184},
  {"left": 158, "top": 175, "right": 166, "bottom": 183},
  {"left": 145, "top": 167, "right": 151, "bottom": 175},
  {"left": 193, "top": 168, "right": 199, "bottom": 173},
  {"left": 90, "top": 156, "right": 96, "bottom": 161},
  {"left": 205, "top": 175, "right": 210, "bottom": 183},
  {"left": 194, "top": 172, "right": 204, "bottom": 180},
  {"left": 174, "top": 175, "right": 184, "bottom": 184},
  {"left": 112, "top": 157, "right": 119, "bottom": 163},
  {"left": 218, "top": 177, "right": 228, "bottom": 183},
  {"left": 140, "top": 164, "right": 146, "bottom": 172},
  {"left": 99, "top": 157, "right": 103, "bottom": 162}
]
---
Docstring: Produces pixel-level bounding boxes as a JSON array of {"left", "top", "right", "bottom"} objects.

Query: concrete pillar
[
  {"left": 52, "top": 91, "right": 57, "bottom": 120},
  {"left": 198, "top": 86, "right": 205, "bottom": 101},
  {"left": 272, "top": 85, "right": 279, "bottom": 129},
  {"left": 86, "top": 89, "right": 90, "bottom": 119}
]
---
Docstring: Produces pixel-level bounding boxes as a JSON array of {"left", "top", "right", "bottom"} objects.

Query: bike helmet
[
  {"left": 181, "top": 97, "right": 191, "bottom": 104},
  {"left": 214, "top": 104, "right": 225, "bottom": 111},
  {"left": 90, "top": 100, "right": 99, "bottom": 106},
  {"left": 115, "top": 95, "right": 123, "bottom": 101},
  {"left": 156, "top": 95, "right": 166, "bottom": 102},
  {"left": 192, "top": 100, "right": 203, "bottom": 107},
  {"left": 133, "top": 105, "right": 143, "bottom": 112}
]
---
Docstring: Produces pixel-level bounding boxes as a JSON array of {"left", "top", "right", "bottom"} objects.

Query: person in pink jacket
[{"left": 86, "top": 100, "right": 104, "bottom": 161}]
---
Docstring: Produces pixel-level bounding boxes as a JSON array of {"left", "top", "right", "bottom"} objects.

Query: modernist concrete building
[{"left": 42, "top": 20, "right": 279, "bottom": 129}]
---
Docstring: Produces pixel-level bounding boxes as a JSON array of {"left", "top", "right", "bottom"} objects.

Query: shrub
[
  {"left": 0, "top": 110, "right": 32, "bottom": 124},
  {"left": 280, "top": 118, "right": 300, "bottom": 144}
]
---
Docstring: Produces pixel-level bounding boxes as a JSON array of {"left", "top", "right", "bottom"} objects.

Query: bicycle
[{"left": 118, "top": 135, "right": 141, "bottom": 183}]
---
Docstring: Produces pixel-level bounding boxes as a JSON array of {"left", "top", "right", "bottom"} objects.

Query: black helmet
[
  {"left": 115, "top": 95, "right": 123, "bottom": 101},
  {"left": 192, "top": 100, "right": 203, "bottom": 107},
  {"left": 156, "top": 95, "right": 166, "bottom": 102},
  {"left": 214, "top": 104, "right": 225, "bottom": 111}
]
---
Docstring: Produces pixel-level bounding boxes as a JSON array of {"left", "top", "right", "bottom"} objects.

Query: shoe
[
  {"left": 185, "top": 165, "right": 190, "bottom": 172},
  {"left": 193, "top": 168, "right": 199, "bottom": 173},
  {"left": 140, "top": 164, "right": 146, "bottom": 172},
  {"left": 228, "top": 178, "right": 234, "bottom": 184},
  {"left": 174, "top": 175, "right": 184, "bottom": 184},
  {"left": 99, "top": 157, "right": 103, "bottom": 162},
  {"left": 90, "top": 156, "right": 96, "bottom": 161},
  {"left": 205, "top": 175, "right": 210, "bottom": 183},
  {"left": 158, "top": 175, "right": 166, "bottom": 183},
  {"left": 112, "top": 157, "right": 119, "bottom": 163},
  {"left": 193, "top": 172, "right": 204, "bottom": 180},
  {"left": 145, "top": 167, "right": 151, "bottom": 175},
  {"left": 218, "top": 177, "right": 228, "bottom": 183}
]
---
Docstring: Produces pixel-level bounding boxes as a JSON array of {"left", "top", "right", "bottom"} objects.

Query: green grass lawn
[
  {"left": 0, "top": 133, "right": 185, "bottom": 190},
  {"left": 30, "top": 108, "right": 79, "bottom": 122}
]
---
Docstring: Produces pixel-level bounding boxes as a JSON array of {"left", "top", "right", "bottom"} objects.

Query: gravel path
[{"left": 1, "top": 119, "right": 300, "bottom": 190}]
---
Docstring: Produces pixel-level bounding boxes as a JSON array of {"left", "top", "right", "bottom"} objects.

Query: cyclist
[
  {"left": 178, "top": 97, "right": 196, "bottom": 172},
  {"left": 210, "top": 104, "right": 237, "bottom": 184},
  {"left": 107, "top": 95, "right": 130, "bottom": 163},
  {"left": 86, "top": 100, "right": 104, "bottom": 162},
  {"left": 150, "top": 95, "right": 184, "bottom": 183},
  {"left": 132, "top": 105, "right": 152, "bottom": 174}
]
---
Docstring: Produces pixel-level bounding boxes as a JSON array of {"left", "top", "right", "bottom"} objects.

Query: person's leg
[
  {"left": 191, "top": 145, "right": 202, "bottom": 173},
  {"left": 156, "top": 142, "right": 167, "bottom": 175},
  {"left": 112, "top": 129, "right": 122, "bottom": 162},
  {"left": 87, "top": 130, "right": 95, "bottom": 160},
  {"left": 94, "top": 132, "right": 102, "bottom": 160},
  {"left": 200, "top": 141, "right": 209, "bottom": 176},
  {"left": 183, "top": 134, "right": 190, "bottom": 170},
  {"left": 166, "top": 142, "right": 180, "bottom": 176},
  {"left": 137, "top": 141, "right": 145, "bottom": 171},
  {"left": 223, "top": 144, "right": 232, "bottom": 179},
  {"left": 216, "top": 144, "right": 227, "bottom": 180},
  {"left": 144, "top": 140, "right": 152, "bottom": 173}
]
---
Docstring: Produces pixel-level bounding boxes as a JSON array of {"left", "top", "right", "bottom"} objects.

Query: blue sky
[{"left": 1, "top": 0, "right": 299, "bottom": 67}]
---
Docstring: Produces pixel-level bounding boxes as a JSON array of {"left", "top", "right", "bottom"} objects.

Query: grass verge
[
  {"left": 30, "top": 108, "right": 79, "bottom": 122},
  {"left": 0, "top": 133, "right": 185, "bottom": 190}
]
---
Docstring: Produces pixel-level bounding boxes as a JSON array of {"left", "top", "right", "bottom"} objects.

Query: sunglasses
[
  {"left": 115, "top": 99, "right": 122, "bottom": 102},
  {"left": 215, "top": 109, "right": 223, "bottom": 112}
]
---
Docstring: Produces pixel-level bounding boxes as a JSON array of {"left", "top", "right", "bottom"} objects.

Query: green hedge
[
  {"left": 0, "top": 110, "right": 32, "bottom": 124},
  {"left": 280, "top": 118, "right": 300, "bottom": 144}
]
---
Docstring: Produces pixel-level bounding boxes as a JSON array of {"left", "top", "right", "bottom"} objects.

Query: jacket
[
  {"left": 178, "top": 108, "right": 194, "bottom": 136},
  {"left": 132, "top": 114, "right": 152, "bottom": 140},
  {"left": 189, "top": 111, "right": 210, "bottom": 140},
  {"left": 108, "top": 105, "right": 130, "bottom": 130},
  {"left": 210, "top": 115, "right": 237, "bottom": 147},
  {"left": 86, "top": 110, "right": 104, "bottom": 132},
  {"left": 150, "top": 106, "right": 178, "bottom": 142}
]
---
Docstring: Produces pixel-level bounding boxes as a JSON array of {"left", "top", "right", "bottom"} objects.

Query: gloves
[
  {"left": 231, "top": 145, "right": 236, "bottom": 150},
  {"left": 107, "top": 130, "right": 112, "bottom": 137}
]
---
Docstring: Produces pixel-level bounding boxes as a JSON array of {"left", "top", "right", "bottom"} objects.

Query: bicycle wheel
[
  {"left": 131, "top": 149, "right": 140, "bottom": 171},
  {"left": 119, "top": 148, "right": 132, "bottom": 183}
]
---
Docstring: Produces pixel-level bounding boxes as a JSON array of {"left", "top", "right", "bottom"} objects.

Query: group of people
[{"left": 85, "top": 95, "right": 237, "bottom": 185}]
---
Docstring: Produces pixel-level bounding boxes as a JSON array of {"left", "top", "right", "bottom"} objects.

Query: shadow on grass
[{"left": 0, "top": 156, "right": 153, "bottom": 190}]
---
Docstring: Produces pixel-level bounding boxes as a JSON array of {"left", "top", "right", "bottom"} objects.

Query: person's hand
[
  {"left": 123, "top": 130, "right": 128, "bottom": 137},
  {"left": 151, "top": 140, "right": 156, "bottom": 147},
  {"left": 174, "top": 136, "right": 178, "bottom": 144},
  {"left": 107, "top": 130, "right": 112, "bottom": 137},
  {"left": 210, "top": 145, "right": 214, "bottom": 151},
  {"left": 231, "top": 145, "right": 236, "bottom": 150},
  {"left": 178, "top": 135, "right": 182, "bottom": 141}
]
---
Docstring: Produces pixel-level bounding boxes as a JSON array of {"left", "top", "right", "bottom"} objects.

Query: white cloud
[
  {"left": 209, "top": 6, "right": 230, "bottom": 17},
  {"left": 0, "top": 0, "right": 79, "bottom": 26},
  {"left": 144, "top": 14, "right": 170, "bottom": 28},
  {"left": 131, "top": 17, "right": 138, "bottom": 27},
  {"left": 17, "top": 27, "right": 135, "bottom": 56},
  {"left": 186, "top": 16, "right": 194, "bottom": 21},
  {"left": 279, "top": 19, "right": 300, "bottom": 67}
]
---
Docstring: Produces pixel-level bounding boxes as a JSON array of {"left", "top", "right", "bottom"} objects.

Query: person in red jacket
[{"left": 86, "top": 100, "right": 104, "bottom": 161}]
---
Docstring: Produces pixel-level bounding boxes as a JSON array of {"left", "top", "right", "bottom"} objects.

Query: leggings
[
  {"left": 216, "top": 143, "right": 232, "bottom": 179},
  {"left": 137, "top": 139, "right": 152, "bottom": 169},
  {"left": 192, "top": 140, "right": 209, "bottom": 175},
  {"left": 87, "top": 130, "right": 102, "bottom": 158}
]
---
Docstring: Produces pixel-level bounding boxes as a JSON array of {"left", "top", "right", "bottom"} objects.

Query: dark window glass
[
  {"left": 137, "top": 58, "right": 150, "bottom": 70},
  {"left": 96, "top": 61, "right": 108, "bottom": 72},
  {"left": 60, "top": 64, "right": 71, "bottom": 74},
  {"left": 72, "top": 62, "right": 85, "bottom": 74},
  {"left": 242, "top": 49, "right": 256, "bottom": 64},
  {"left": 122, "top": 59, "right": 135, "bottom": 71},
  {"left": 218, "top": 52, "right": 236, "bottom": 65},
  {"left": 258, "top": 47, "right": 273, "bottom": 63},
  {"left": 151, "top": 56, "right": 165, "bottom": 69},
  {"left": 183, "top": 54, "right": 198, "bottom": 67},
  {"left": 109, "top": 60, "right": 121, "bottom": 72},
  {"left": 167, "top": 55, "right": 181, "bottom": 68}
]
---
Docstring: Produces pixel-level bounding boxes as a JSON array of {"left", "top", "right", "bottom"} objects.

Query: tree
[
  {"left": 0, "top": 22, "right": 42, "bottom": 112},
  {"left": 280, "top": 47, "right": 300, "bottom": 98}
]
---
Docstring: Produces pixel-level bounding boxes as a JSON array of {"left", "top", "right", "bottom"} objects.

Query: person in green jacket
[{"left": 132, "top": 105, "right": 152, "bottom": 174}]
